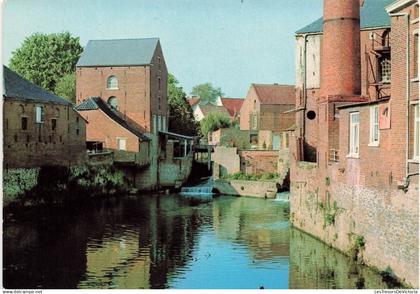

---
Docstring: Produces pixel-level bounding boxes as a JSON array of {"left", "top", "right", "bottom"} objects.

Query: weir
[{"left": 180, "top": 177, "right": 214, "bottom": 197}]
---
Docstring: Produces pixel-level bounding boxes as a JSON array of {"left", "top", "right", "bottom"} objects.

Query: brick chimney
[{"left": 320, "top": 0, "right": 361, "bottom": 99}]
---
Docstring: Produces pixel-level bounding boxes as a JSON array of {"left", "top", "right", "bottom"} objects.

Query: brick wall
[
  {"left": 3, "top": 99, "right": 86, "bottom": 168},
  {"left": 78, "top": 109, "right": 140, "bottom": 152},
  {"left": 239, "top": 150, "right": 278, "bottom": 175},
  {"left": 240, "top": 85, "right": 261, "bottom": 130}
]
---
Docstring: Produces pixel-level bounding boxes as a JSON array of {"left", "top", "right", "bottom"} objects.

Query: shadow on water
[{"left": 2, "top": 194, "right": 405, "bottom": 289}]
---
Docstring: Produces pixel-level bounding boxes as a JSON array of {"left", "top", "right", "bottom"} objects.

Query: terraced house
[
  {"left": 3, "top": 66, "right": 86, "bottom": 168},
  {"left": 290, "top": 0, "right": 419, "bottom": 287}
]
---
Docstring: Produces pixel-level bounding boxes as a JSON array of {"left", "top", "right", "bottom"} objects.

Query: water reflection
[{"left": 3, "top": 194, "right": 398, "bottom": 289}]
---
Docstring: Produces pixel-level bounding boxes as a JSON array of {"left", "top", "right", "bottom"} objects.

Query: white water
[
  {"left": 180, "top": 177, "right": 214, "bottom": 196},
  {"left": 274, "top": 192, "right": 290, "bottom": 203}
]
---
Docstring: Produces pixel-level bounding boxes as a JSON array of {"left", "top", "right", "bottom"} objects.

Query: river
[{"left": 3, "top": 193, "right": 397, "bottom": 289}]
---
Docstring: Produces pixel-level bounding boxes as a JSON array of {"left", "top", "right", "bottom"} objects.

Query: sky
[{"left": 2, "top": 0, "right": 323, "bottom": 98}]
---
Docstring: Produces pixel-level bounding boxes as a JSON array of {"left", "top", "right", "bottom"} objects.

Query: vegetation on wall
[
  {"left": 221, "top": 172, "right": 279, "bottom": 181},
  {"left": 4, "top": 165, "right": 127, "bottom": 207},
  {"left": 168, "top": 74, "right": 198, "bottom": 136},
  {"left": 9, "top": 32, "right": 82, "bottom": 103}
]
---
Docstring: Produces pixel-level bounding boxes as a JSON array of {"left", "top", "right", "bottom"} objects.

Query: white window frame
[
  {"left": 117, "top": 138, "right": 127, "bottom": 151},
  {"left": 369, "top": 105, "right": 380, "bottom": 146},
  {"left": 162, "top": 116, "right": 167, "bottom": 131},
  {"left": 348, "top": 112, "right": 360, "bottom": 158},
  {"left": 414, "top": 104, "right": 419, "bottom": 160},
  {"left": 35, "top": 105, "right": 44, "bottom": 123},
  {"left": 153, "top": 115, "right": 157, "bottom": 134},
  {"left": 157, "top": 115, "right": 161, "bottom": 132}
]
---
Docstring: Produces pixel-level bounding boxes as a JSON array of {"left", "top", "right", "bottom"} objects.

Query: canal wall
[
  {"left": 159, "top": 155, "right": 193, "bottom": 188},
  {"left": 213, "top": 179, "right": 277, "bottom": 198},
  {"left": 290, "top": 161, "right": 419, "bottom": 287}
]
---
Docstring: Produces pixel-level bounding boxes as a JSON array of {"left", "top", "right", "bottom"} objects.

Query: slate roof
[
  {"left": 199, "top": 104, "right": 231, "bottom": 117},
  {"left": 253, "top": 84, "right": 295, "bottom": 105},
  {"left": 76, "top": 38, "right": 159, "bottom": 67},
  {"left": 3, "top": 66, "right": 71, "bottom": 105},
  {"left": 75, "top": 97, "right": 150, "bottom": 141},
  {"left": 220, "top": 98, "right": 244, "bottom": 117},
  {"left": 296, "top": 0, "right": 394, "bottom": 34}
]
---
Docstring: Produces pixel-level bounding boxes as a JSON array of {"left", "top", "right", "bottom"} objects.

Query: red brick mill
[{"left": 290, "top": 0, "right": 419, "bottom": 287}]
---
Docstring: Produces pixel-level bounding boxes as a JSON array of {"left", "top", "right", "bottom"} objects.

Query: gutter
[{"left": 389, "top": 12, "right": 412, "bottom": 189}]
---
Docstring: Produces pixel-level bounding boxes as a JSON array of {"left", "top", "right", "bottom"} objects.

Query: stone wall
[
  {"left": 290, "top": 161, "right": 419, "bottom": 287},
  {"left": 3, "top": 100, "right": 87, "bottom": 168},
  {"left": 212, "top": 147, "right": 241, "bottom": 179},
  {"left": 213, "top": 179, "right": 277, "bottom": 198},
  {"left": 159, "top": 155, "right": 193, "bottom": 187}
]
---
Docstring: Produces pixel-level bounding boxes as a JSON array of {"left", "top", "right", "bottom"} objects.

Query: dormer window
[
  {"left": 107, "top": 75, "right": 118, "bottom": 89},
  {"left": 108, "top": 96, "right": 118, "bottom": 109}
]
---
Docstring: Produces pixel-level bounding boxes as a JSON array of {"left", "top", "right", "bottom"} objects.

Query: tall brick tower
[{"left": 320, "top": 0, "right": 361, "bottom": 99}]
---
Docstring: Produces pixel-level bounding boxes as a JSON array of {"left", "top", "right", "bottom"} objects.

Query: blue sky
[{"left": 2, "top": 0, "right": 323, "bottom": 97}]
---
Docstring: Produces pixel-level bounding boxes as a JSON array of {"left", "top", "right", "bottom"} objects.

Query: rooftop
[
  {"left": 296, "top": 0, "right": 394, "bottom": 35},
  {"left": 252, "top": 84, "right": 295, "bottom": 105},
  {"left": 199, "top": 104, "right": 231, "bottom": 117},
  {"left": 76, "top": 38, "right": 160, "bottom": 67},
  {"left": 3, "top": 66, "right": 71, "bottom": 105},
  {"left": 220, "top": 98, "right": 244, "bottom": 117}
]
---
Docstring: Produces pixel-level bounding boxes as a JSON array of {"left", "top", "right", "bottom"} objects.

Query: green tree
[
  {"left": 9, "top": 32, "right": 83, "bottom": 93},
  {"left": 168, "top": 74, "right": 198, "bottom": 136},
  {"left": 200, "top": 112, "right": 231, "bottom": 137},
  {"left": 54, "top": 73, "right": 76, "bottom": 103},
  {"left": 191, "top": 82, "right": 224, "bottom": 105}
]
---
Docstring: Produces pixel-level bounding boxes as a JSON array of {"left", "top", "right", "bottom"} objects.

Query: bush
[
  {"left": 200, "top": 112, "right": 231, "bottom": 137},
  {"left": 3, "top": 168, "right": 39, "bottom": 204}
]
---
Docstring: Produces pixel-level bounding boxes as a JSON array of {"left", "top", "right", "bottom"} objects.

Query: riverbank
[{"left": 2, "top": 165, "right": 127, "bottom": 207}]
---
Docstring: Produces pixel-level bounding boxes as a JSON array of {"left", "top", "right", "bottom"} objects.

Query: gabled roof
[
  {"left": 296, "top": 0, "right": 394, "bottom": 35},
  {"left": 220, "top": 98, "right": 244, "bottom": 116},
  {"left": 187, "top": 97, "right": 201, "bottom": 107},
  {"left": 76, "top": 97, "right": 150, "bottom": 141},
  {"left": 76, "top": 38, "right": 159, "bottom": 67},
  {"left": 252, "top": 84, "right": 295, "bottom": 105},
  {"left": 199, "top": 104, "right": 230, "bottom": 117},
  {"left": 3, "top": 66, "right": 71, "bottom": 105}
]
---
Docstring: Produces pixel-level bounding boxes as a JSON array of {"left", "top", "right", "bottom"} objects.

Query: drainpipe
[{"left": 389, "top": 12, "right": 414, "bottom": 189}]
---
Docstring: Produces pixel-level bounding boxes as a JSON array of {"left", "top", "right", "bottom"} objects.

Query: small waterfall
[
  {"left": 180, "top": 177, "right": 214, "bottom": 197},
  {"left": 274, "top": 191, "right": 290, "bottom": 202},
  {"left": 180, "top": 186, "right": 213, "bottom": 195}
]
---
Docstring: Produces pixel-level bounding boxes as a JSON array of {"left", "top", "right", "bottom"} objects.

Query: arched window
[
  {"left": 107, "top": 76, "right": 118, "bottom": 89},
  {"left": 108, "top": 96, "right": 118, "bottom": 109}
]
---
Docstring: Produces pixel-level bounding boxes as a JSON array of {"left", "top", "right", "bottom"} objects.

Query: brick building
[
  {"left": 220, "top": 97, "right": 244, "bottom": 121},
  {"left": 239, "top": 84, "right": 295, "bottom": 132},
  {"left": 290, "top": 0, "right": 418, "bottom": 287},
  {"left": 76, "top": 38, "right": 168, "bottom": 138},
  {"left": 3, "top": 66, "right": 86, "bottom": 168}
]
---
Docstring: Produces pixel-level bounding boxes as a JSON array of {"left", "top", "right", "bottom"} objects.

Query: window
[
  {"left": 52, "top": 119, "right": 57, "bottom": 131},
  {"left": 369, "top": 105, "right": 379, "bottom": 146},
  {"left": 153, "top": 115, "right": 157, "bottom": 134},
  {"left": 158, "top": 57, "right": 161, "bottom": 70},
  {"left": 117, "top": 138, "right": 127, "bottom": 151},
  {"left": 414, "top": 104, "right": 419, "bottom": 160},
  {"left": 35, "top": 106, "right": 44, "bottom": 123},
  {"left": 108, "top": 96, "right": 118, "bottom": 109},
  {"left": 107, "top": 76, "right": 118, "bottom": 89},
  {"left": 21, "top": 117, "right": 28, "bottom": 130},
  {"left": 76, "top": 128, "right": 80, "bottom": 135},
  {"left": 162, "top": 116, "right": 166, "bottom": 131},
  {"left": 158, "top": 77, "right": 161, "bottom": 90},
  {"left": 380, "top": 56, "right": 391, "bottom": 83},
  {"left": 349, "top": 112, "right": 360, "bottom": 157},
  {"left": 158, "top": 115, "right": 161, "bottom": 131}
]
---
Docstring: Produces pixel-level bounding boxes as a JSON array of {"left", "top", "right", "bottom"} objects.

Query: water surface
[{"left": 3, "top": 194, "right": 394, "bottom": 289}]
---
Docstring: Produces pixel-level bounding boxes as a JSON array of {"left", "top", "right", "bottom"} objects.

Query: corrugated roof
[
  {"left": 76, "top": 38, "right": 159, "bottom": 67},
  {"left": 3, "top": 66, "right": 71, "bottom": 105},
  {"left": 220, "top": 98, "right": 244, "bottom": 117},
  {"left": 296, "top": 0, "right": 394, "bottom": 34},
  {"left": 253, "top": 84, "right": 295, "bottom": 105},
  {"left": 76, "top": 97, "right": 150, "bottom": 141}
]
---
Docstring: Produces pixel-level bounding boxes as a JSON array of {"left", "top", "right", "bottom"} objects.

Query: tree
[
  {"left": 54, "top": 73, "right": 76, "bottom": 103},
  {"left": 9, "top": 32, "right": 83, "bottom": 93},
  {"left": 168, "top": 74, "right": 198, "bottom": 136},
  {"left": 200, "top": 112, "right": 231, "bottom": 137},
  {"left": 190, "top": 83, "right": 224, "bottom": 105}
]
